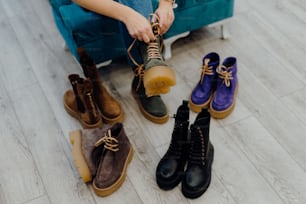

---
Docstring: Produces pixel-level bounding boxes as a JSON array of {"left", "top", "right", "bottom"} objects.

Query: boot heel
[
  {"left": 69, "top": 130, "right": 92, "bottom": 183},
  {"left": 143, "top": 66, "right": 176, "bottom": 96}
]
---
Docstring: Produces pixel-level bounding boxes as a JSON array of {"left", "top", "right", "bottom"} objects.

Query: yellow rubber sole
[
  {"left": 143, "top": 66, "right": 176, "bottom": 96},
  {"left": 210, "top": 84, "right": 238, "bottom": 119},
  {"left": 69, "top": 130, "right": 92, "bottom": 183},
  {"left": 189, "top": 94, "right": 213, "bottom": 113},
  {"left": 92, "top": 147, "right": 134, "bottom": 197}
]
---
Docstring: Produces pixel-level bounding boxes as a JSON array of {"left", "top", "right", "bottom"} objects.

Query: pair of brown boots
[
  {"left": 64, "top": 48, "right": 124, "bottom": 128},
  {"left": 69, "top": 123, "right": 133, "bottom": 196}
]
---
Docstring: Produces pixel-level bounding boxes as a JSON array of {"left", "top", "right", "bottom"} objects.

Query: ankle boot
[
  {"left": 69, "top": 124, "right": 112, "bottom": 182},
  {"left": 182, "top": 108, "right": 214, "bottom": 199},
  {"left": 77, "top": 48, "right": 124, "bottom": 124},
  {"left": 156, "top": 100, "right": 189, "bottom": 190},
  {"left": 64, "top": 74, "right": 102, "bottom": 128},
  {"left": 189, "top": 52, "right": 220, "bottom": 113},
  {"left": 210, "top": 57, "right": 238, "bottom": 119},
  {"left": 131, "top": 65, "right": 169, "bottom": 124},
  {"left": 128, "top": 20, "right": 176, "bottom": 97},
  {"left": 92, "top": 123, "right": 133, "bottom": 197}
]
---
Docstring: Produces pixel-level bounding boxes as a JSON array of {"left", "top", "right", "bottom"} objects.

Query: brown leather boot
[
  {"left": 77, "top": 48, "right": 124, "bottom": 124},
  {"left": 92, "top": 123, "right": 133, "bottom": 197},
  {"left": 63, "top": 74, "right": 102, "bottom": 128},
  {"left": 69, "top": 124, "right": 112, "bottom": 182}
]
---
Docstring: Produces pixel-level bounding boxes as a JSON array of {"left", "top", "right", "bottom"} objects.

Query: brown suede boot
[
  {"left": 69, "top": 124, "right": 112, "bottom": 182},
  {"left": 77, "top": 48, "right": 124, "bottom": 124},
  {"left": 64, "top": 74, "right": 102, "bottom": 128},
  {"left": 92, "top": 123, "right": 133, "bottom": 197}
]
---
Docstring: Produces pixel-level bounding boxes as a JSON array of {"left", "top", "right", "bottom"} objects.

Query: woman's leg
[{"left": 117, "top": 0, "right": 153, "bottom": 66}]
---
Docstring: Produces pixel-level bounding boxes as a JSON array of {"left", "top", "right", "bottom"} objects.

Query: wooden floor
[{"left": 1, "top": 0, "right": 306, "bottom": 203}]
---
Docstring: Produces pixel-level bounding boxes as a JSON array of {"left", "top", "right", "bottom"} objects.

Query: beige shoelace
[
  {"left": 200, "top": 58, "right": 214, "bottom": 84},
  {"left": 216, "top": 65, "right": 233, "bottom": 87},
  {"left": 94, "top": 129, "right": 119, "bottom": 152},
  {"left": 134, "top": 65, "right": 145, "bottom": 91},
  {"left": 127, "top": 13, "right": 162, "bottom": 67}
]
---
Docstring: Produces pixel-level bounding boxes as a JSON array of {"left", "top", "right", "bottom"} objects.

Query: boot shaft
[
  {"left": 216, "top": 57, "right": 238, "bottom": 94},
  {"left": 189, "top": 108, "right": 211, "bottom": 166},
  {"left": 68, "top": 74, "right": 100, "bottom": 125}
]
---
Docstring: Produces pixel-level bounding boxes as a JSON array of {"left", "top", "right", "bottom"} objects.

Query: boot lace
[
  {"left": 216, "top": 65, "right": 233, "bottom": 87},
  {"left": 134, "top": 65, "right": 145, "bottom": 91},
  {"left": 200, "top": 59, "right": 214, "bottom": 84},
  {"left": 189, "top": 126, "right": 206, "bottom": 166},
  {"left": 94, "top": 129, "right": 119, "bottom": 152},
  {"left": 127, "top": 13, "right": 163, "bottom": 66}
]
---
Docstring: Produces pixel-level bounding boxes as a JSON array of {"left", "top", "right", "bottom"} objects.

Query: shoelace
[
  {"left": 216, "top": 65, "right": 233, "bottom": 87},
  {"left": 127, "top": 13, "right": 162, "bottom": 67},
  {"left": 189, "top": 126, "right": 206, "bottom": 166},
  {"left": 200, "top": 59, "right": 214, "bottom": 84},
  {"left": 134, "top": 65, "right": 145, "bottom": 91},
  {"left": 94, "top": 129, "right": 119, "bottom": 152}
]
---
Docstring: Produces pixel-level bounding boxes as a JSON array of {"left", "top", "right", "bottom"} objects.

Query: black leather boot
[
  {"left": 156, "top": 100, "right": 189, "bottom": 189},
  {"left": 181, "top": 108, "right": 214, "bottom": 199}
]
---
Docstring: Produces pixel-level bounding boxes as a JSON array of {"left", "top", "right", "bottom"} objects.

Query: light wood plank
[
  {"left": 24, "top": 196, "right": 50, "bottom": 204},
  {"left": 210, "top": 120, "right": 285, "bottom": 204},
  {"left": 225, "top": 117, "right": 306, "bottom": 204},
  {"left": 0, "top": 82, "right": 45, "bottom": 204},
  {"left": 9, "top": 84, "right": 96, "bottom": 204}
]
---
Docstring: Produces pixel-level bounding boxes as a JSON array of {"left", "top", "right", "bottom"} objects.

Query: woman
[{"left": 73, "top": 0, "right": 176, "bottom": 124}]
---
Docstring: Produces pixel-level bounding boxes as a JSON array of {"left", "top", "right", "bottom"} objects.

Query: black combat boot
[
  {"left": 181, "top": 108, "right": 214, "bottom": 198},
  {"left": 156, "top": 100, "right": 189, "bottom": 189}
]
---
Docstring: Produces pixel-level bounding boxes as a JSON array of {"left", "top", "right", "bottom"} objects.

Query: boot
[
  {"left": 77, "top": 48, "right": 124, "bottom": 124},
  {"left": 156, "top": 100, "right": 189, "bottom": 190},
  {"left": 69, "top": 124, "right": 112, "bottom": 182},
  {"left": 142, "top": 21, "right": 176, "bottom": 96},
  {"left": 210, "top": 57, "right": 238, "bottom": 119},
  {"left": 92, "top": 123, "right": 133, "bottom": 197},
  {"left": 131, "top": 65, "right": 169, "bottom": 124},
  {"left": 128, "top": 20, "right": 176, "bottom": 97},
  {"left": 63, "top": 74, "right": 102, "bottom": 128},
  {"left": 189, "top": 52, "right": 220, "bottom": 113},
  {"left": 182, "top": 108, "right": 214, "bottom": 199}
]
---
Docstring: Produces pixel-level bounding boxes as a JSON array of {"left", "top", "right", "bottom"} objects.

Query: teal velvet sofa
[{"left": 49, "top": 0, "right": 234, "bottom": 64}]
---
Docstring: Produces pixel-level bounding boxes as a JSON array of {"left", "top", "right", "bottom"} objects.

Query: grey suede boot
[{"left": 69, "top": 124, "right": 112, "bottom": 182}]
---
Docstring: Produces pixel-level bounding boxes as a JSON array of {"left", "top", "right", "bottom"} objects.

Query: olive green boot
[
  {"left": 131, "top": 65, "right": 169, "bottom": 124},
  {"left": 140, "top": 21, "right": 176, "bottom": 96}
]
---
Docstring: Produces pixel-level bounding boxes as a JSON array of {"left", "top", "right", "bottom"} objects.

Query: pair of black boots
[{"left": 156, "top": 100, "right": 214, "bottom": 199}]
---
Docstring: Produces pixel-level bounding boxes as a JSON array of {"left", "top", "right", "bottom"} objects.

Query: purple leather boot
[
  {"left": 210, "top": 57, "right": 238, "bottom": 119},
  {"left": 189, "top": 52, "right": 220, "bottom": 113}
]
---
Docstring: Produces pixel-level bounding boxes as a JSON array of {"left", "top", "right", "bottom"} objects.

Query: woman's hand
[
  {"left": 123, "top": 9, "right": 155, "bottom": 43},
  {"left": 153, "top": 1, "right": 175, "bottom": 34}
]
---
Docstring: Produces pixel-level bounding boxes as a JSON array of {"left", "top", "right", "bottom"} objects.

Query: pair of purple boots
[{"left": 189, "top": 52, "right": 238, "bottom": 119}]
